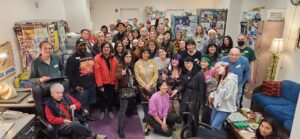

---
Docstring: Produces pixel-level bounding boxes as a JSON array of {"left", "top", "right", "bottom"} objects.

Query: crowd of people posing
[{"left": 29, "top": 17, "right": 279, "bottom": 139}]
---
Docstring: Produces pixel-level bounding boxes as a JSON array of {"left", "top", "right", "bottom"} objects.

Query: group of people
[{"left": 29, "top": 17, "right": 280, "bottom": 139}]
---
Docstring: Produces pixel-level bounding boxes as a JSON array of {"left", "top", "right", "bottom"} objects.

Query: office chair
[{"left": 32, "top": 79, "right": 89, "bottom": 139}]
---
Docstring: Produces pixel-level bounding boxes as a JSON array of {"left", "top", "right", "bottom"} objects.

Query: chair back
[{"left": 32, "top": 79, "right": 70, "bottom": 118}]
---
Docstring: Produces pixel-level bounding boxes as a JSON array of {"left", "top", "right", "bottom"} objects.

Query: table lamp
[{"left": 266, "top": 38, "right": 284, "bottom": 80}]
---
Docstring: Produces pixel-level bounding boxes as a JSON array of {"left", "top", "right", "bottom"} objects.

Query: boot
[{"left": 118, "top": 128, "right": 125, "bottom": 138}]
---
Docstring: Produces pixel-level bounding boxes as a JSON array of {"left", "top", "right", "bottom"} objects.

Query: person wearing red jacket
[
  {"left": 44, "top": 83, "right": 106, "bottom": 139},
  {"left": 94, "top": 41, "right": 119, "bottom": 120}
]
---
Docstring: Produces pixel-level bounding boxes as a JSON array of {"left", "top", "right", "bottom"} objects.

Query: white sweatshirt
[{"left": 210, "top": 72, "right": 238, "bottom": 113}]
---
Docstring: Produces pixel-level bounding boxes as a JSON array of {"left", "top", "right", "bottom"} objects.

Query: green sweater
[{"left": 29, "top": 54, "right": 65, "bottom": 84}]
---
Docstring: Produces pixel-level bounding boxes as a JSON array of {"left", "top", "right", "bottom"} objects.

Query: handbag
[{"left": 119, "top": 87, "right": 136, "bottom": 99}]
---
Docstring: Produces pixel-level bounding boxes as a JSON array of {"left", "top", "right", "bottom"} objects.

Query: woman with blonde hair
[{"left": 193, "top": 25, "right": 208, "bottom": 51}]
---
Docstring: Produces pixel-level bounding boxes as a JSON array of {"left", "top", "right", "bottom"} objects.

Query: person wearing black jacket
[
  {"left": 113, "top": 22, "right": 126, "bottom": 43},
  {"left": 66, "top": 40, "right": 96, "bottom": 121},
  {"left": 172, "top": 56, "right": 206, "bottom": 125}
]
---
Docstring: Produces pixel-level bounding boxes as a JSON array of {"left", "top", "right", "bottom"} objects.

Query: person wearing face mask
[
  {"left": 66, "top": 39, "right": 97, "bottom": 121},
  {"left": 237, "top": 34, "right": 256, "bottom": 106}
]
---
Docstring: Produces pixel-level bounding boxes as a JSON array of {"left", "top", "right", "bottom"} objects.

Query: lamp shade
[{"left": 270, "top": 38, "right": 284, "bottom": 53}]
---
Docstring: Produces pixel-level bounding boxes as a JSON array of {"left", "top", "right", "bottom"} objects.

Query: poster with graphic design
[
  {"left": 21, "top": 26, "right": 35, "bottom": 69},
  {"left": 197, "top": 9, "right": 228, "bottom": 39},
  {"left": 34, "top": 24, "right": 48, "bottom": 55},
  {"left": 57, "top": 22, "right": 67, "bottom": 53},
  {"left": 171, "top": 15, "right": 198, "bottom": 39},
  {"left": 241, "top": 11, "right": 261, "bottom": 49},
  {"left": 0, "top": 42, "right": 15, "bottom": 81},
  {"left": 48, "top": 24, "right": 60, "bottom": 53},
  {"left": 79, "top": 58, "right": 94, "bottom": 76}
]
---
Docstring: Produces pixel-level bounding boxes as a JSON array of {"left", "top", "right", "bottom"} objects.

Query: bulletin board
[
  {"left": 197, "top": 9, "right": 228, "bottom": 39},
  {"left": 13, "top": 20, "right": 68, "bottom": 70}
]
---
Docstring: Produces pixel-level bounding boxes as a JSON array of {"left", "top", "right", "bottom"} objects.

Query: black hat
[{"left": 76, "top": 38, "right": 86, "bottom": 47}]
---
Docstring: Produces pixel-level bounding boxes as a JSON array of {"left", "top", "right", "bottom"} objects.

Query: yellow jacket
[{"left": 134, "top": 59, "right": 158, "bottom": 88}]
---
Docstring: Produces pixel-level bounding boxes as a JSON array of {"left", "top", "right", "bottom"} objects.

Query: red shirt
[{"left": 45, "top": 95, "right": 81, "bottom": 125}]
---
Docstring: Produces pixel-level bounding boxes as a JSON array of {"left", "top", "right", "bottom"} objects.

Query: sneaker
[
  {"left": 108, "top": 111, "right": 114, "bottom": 119},
  {"left": 99, "top": 112, "right": 105, "bottom": 120},
  {"left": 118, "top": 128, "right": 125, "bottom": 138},
  {"left": 93, "top": 134, "right": 107, "bottom": 139}
]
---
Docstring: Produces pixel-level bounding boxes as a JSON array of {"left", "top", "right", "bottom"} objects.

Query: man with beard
[{"left": 66, "top": 39, "right": 97, "bottom": 121}]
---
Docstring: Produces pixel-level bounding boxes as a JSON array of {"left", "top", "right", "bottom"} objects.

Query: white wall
[
  {"left": 90, "top": 0, "right": 216, "bottom": 30},
  {"left": 277, "top": 1, "right": 300, "bottom": 138},
  {"left": 0, "top": 0, "right": 66, "bottom": 84},
  {"left": 225, "top": 0, "right": 243, "bottom": 43},
  {"left": 63, "top": 0, "right": 92, "bottom": 32}
]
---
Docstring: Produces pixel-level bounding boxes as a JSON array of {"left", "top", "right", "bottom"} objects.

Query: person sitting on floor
[
  {"left": 145, "top": 80, "right": 180, "bottom": 137},
  {"left": 44, "top": 83, "right": 106, "bottom": 139}
]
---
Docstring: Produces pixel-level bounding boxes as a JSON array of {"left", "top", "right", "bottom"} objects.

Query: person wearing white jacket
[{"left": 209, "top": 61, "right": 238, "bottom": 131}]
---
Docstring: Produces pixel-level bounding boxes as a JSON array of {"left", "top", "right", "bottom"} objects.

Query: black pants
[
  {"left": 180, "top": 93, "right": 200, "bottom": 125},
  {"left": 100, "top": 84, "right": 115, "bottom": 112},
  {"left": 146, "top": 112, "right": 180, "bottom": 137},
  {"left": 118, "top": 98, "right": 129, "bottom": 129},
  {"left": 59, "top": 121, "right": 91, "bottom": 139}
]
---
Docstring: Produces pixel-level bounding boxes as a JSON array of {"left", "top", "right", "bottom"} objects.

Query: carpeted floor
[{"left": 87, "top": 109, "right": 145, "bottom": 139}]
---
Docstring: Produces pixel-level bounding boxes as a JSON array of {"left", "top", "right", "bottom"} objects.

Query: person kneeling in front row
[
  {"left": 44, "top": 83, "right": 106, "bottom": 139},
  {"left": 145, "top": 80, "right": 180, "bottom": 137}
]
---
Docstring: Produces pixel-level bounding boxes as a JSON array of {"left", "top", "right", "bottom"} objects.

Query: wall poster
[
  {"left": 171, "top": 15, "right": 198, "bottom": 39},
  {"left": 197, "top": 9, "right": 228, "bottom": 39},
  {"left": 0, "top": 42, "right": 15, "bottom": 81}
]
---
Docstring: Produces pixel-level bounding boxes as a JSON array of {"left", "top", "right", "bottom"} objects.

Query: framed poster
[{"left": 0, "top": 42, "right": 16, "bottom": 81}]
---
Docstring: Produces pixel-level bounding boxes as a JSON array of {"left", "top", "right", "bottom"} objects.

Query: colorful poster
[
  {"left": 34, "top": 24, "right": 48, "bottom": 54},
  {"left": 0, "top": 42, "right": 15, "bottom": 81},
  {"left": 241, "top": 11, "right": 261, "bottom": 48},
  {"left": 57, "top": 22, "right": 67, "bottom": 53},
  {"left": 171, "top": 15, "right": 198, "bottom": 39},
  {"left": 21, "top": 26, "right": 35, "bottom": 69},
  {"left": 48, "top": 24, "right": 60, "bottom": 53},
  {"left": 197, "top": 9, "right": 228, "bottom": 39}
]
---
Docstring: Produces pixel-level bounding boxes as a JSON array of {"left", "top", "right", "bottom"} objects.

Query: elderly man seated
[{"left": 44, "top": 83, "right": 106, "bottom": 139}]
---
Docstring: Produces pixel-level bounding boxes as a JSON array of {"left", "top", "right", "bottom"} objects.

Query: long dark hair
[
  {"left": 122, "top": 36, "right": 131, "bottom": 50},
  {"left": 205, "top": 43, "right": 219, "bottom": 62},
  {"left": 221, "top": 35, "right": 233, "bottom": 50},
  {"left": 114, "top": 40, "right": 124, "bottom": 55},
  {"left": 121, "top": 50, "right": 133, "bottom": 67},
  {"left": 168, "top": 54, "right": 183, "bottom": 71},
  {"left": 256, "top": 118, "right": 279, "bottom": 139}
]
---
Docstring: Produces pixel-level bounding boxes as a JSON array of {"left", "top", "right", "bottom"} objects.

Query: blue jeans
[
  {"left": 74, "top": 85, "right": 96, "bottom": 109},
  {"left": 210, "top": 106, "right": 230, "bottom": 131},
  {"left": 236, "top": 84, "right": 244, "bottom": 108}
]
